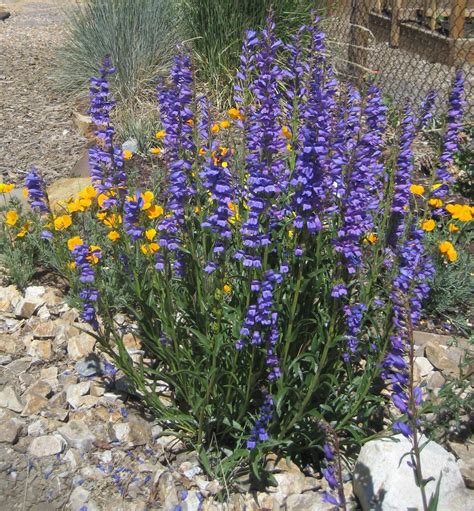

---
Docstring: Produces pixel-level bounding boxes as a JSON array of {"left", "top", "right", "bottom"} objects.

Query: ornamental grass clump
[{"left": 1, "top": 15, "right": 469, "bottom": 497}]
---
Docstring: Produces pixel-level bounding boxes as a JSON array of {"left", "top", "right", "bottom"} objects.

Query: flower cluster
[
  {"left": 25, "top": 167, "right": 49, "bottom": 213},
  {"left": 246, "top": 392, "right": 273, "bottom": 449}
]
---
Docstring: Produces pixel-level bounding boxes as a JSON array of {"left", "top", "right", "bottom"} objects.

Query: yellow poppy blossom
[
  {"left": 78, "top": 186, "right": 97, "bottom": 200},
  {"left": 16, "top": 221, "right": 30, "bottom": 238},
  {"left": 123, "top": 150, "right": 133, "bottom": 160},
  {"left": 67, "top": 236, "right": 84, "bottom": 251},
  {"left": 194, "top": 206, "right": 201, "bottom": 214},
  {"left": 409, "top": 184, "right": 425, "bottom": 196},
  {"left": 438, "top": 241, "right": 454, "bottom": 254},
  {"left": 5, "top": 210, "right": 18, "bottom": 226},
  {"left": 446, "top": 248, "right": 458, "bottom": 262},
  {"left": 446, "top": 203, "right": 472, "bottom": 222},
  {"left": 421, "top": 219, "right": 436, "bottom": 232},
  {"left": 53, "top": 215, "right": 72, "bottom": 231},
  {"left": 186, "top": 119, "right": 194, "bottom": 126},
  {"left": 448, "top": 223, "right": 459, "bottom": 233},
  {"left": 145, "top": 228, "right": 156, "bottom": 241},
  {"left": 108, "top": 230, "right": 120, "bottom": 241},
  {"left": 220, "top": 120, "right": 230, "bottom": 129},
  {"left": 198, "top": 147, "right": 207, "bottom": 156},
  {"left": 286, "top": 143, "right": 293, "bottom": 152},
  {"left": 97, "top": 193, "right": 110, "bottom": 208},
  {"left": 147, "top": 204, "right": 164, "bottom": 219},
  {"left": 141, "top": 243, "right": 160, "bottom": 255},
  {"left": 88, "top": 245, "right": 102, "bottom": 264},
  {"left": 281, "top": 126, "right": 292, "bottom": 140},
  {"left": 155, "top": 130, "right": 166, "bottom": 139},
  {"left": 102, "top": 213, "right": 122, "bottom": 228},
  {"left": 428, "top": 198, "right": 443, "bottom": 208},
  {"left": 431, "top": 183, "right": 442, "bottom": 190},
  {"left": 211, "top": 123, "right": 220, "bottom": 134},
  {"left": 68, "top": 261, "right": 76, "bottom": 270},
  {"left": 288, "top": 230, "right": 294, "bottom": 239},
  {"left": 365, "top": 233, "right": 378, "bottom": 244},
  {"left": 0, "top": 183, "right": 14, "bottom": 193},
  {"left": 222, "top": 161, "right": 228, "bottom": 168},
  {"left": 150, "top": 147, "right": 161, "bottom": 154},
  {"left": 22, "top": 187, "right": 29, "bottom": 198},
  {"left": 223, "top": 284, "right": 232, "bottom": 294},
  {"left": 141, "top": 191, "right": 154, "bottom": 210},
  {"left": 228, "top": 108, "right": 244, "bottom": 121}
]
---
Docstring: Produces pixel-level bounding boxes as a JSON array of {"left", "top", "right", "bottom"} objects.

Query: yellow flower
[
  {"left": 365, "top": 233, "right": 378, "bottom": 244},
  {"left": 222, "top": 161, "right": 228, "bottom": 168},
  {"left": 421, "top": 219, "right": 436, "bottom": 232},
  {"left": 186, "top": 119, "right": 194, "bottom": 126},
  {"left": 223, "top": 284, "right": 231, "bottom": 294},
  {"left": 286, "top": 143, "right": 293, "bottom": 152},
  {"left": 409, "top": 184, "right": 425, "bottom": 195},
  {"left": 211, "top": 123, "right": 220, "bottom": 134},
  {"left": 281, "top": 126, "right": 292, "bottom": 140},
  {"left": 108, "top": 230, "right": 120, "bottom": 241},
  {"left": 431, "top": 183, "right": 442, "bottom": 190},
  {"left": 220, "top": 120, "right": 230, "bottom": 129},
  {"left": 150, "top": 147, "right": 162, "bottom": 154},
  {"left": 22, "top": 187, "right": 29, "bottom": 198},
  {"left": 5, "top": 210, "right": 18, "bottom": 226},
  {"left": 228, "top": 202, "right": 237, "bottom": 212},
  {"left": 438, "top": 241, "right": 454, "bottom": 254},
  {"left": 147, "top": 204, "right": 164, "bottom": 219},
  {"left": 16, "top": 221, "right": 30, "bottom": 238},
  {"left": 155, "top": 130, "right": 166, "bottom": 139},
  {"left": 68, "top": 261, "right": 76, "bottom": 270},
  {"left": 199, "top": 147, "right": 207, "bottom": 156},
  {"left": 123, "top": 150, "right": 133, "bottom": 160},
  {"left": 194, "top": 206, "right": 201, "bottom": 214},
  {"left": 102, "top": 213, "right": 122, "bottom": 228},
  {"left": 141, "top": 243, "right": 160, "bottom": 255},
  {"left": 0, "top": 183, "right": 15, "bottom": 193},
  {"left": 288, "top": 230, "right": 294, "bottom": 239},
  {"left": 446, "top": 203, "right": 472, "bottom": 222},
  {"left": 145, "top": 228, "right": 156, "bottom": 241},
  {"left": 428, "top": 198, "right": 443, "bottom": 208},
  {"left": 228, "top": 108, "right": 244, "bottom": 121},
  {"left": 67, "top": 236, "right": 84, "bottom": 251},
  {"left": 97, "top": 193, "right": 110, "bottom": 208},
  {"left": 67, "top": 199, "right": 83, "bottom": 213},
  {"left": 447, "top": 248, "right": 458, "bottom": 262},
  {"left": 141, "top": 191, "right": 154, "bottom": 210},
  {"left": 78, "top": 186, "right": 96, "bottom": 200},
  {"left": 448, "top": 223, "right": 459, "bottom": 233},
  {"left": 53, "top": 215, "right": 72, "bottom": 231},
  {"left": 88, "top": 245, "right": 102, "bottom": 264}
]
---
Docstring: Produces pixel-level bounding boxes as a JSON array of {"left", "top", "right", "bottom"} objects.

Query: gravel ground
[{"left": 0, "top": 0, "right": 87, "bottom": 186}]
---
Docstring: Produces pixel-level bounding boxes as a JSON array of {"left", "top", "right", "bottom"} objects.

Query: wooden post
[
  {"left": 390, "top": 0, "right": 402, "bottom": 47},
  {"left": 429, "top": 0, "right": 437, "bottom": 32},
  {"left": 449, "top": 0, "right": 467, "bottom": 39},
  {"left": 348, "top": 0, "right": 372, "bottom": 86},
  {"left": 449, "top": 0, "right": 467, "bottom": 65}
]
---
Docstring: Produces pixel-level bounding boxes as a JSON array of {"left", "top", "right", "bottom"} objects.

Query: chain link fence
[{"left": 322, "top": 0, "right": 474, "bottom": 117}]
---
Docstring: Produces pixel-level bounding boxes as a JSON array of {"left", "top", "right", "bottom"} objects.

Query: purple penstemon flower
[
  {"left": 124, "top": 193, "right": 144, "bottom": 241},
  {"left": 25, "top": 167, "right": 49, "bottom": 213},
  {"left": 433, "top": 69, "right": 464, "bottom": 190},
  {"left": 247, "top": 391, "right": 273, "bottom": 449},
  {"left": 88, "top": 57, "right": 127, "bottom": 198},
  {"left": 238, "top": 16, "right": 286, "bottom": 267},
  {"left": 71, "top": 243, "right": 100, "bottom": 330},
  {"left": 343, "top": 303, "right": 366, "bottom": 361},
  {"left": 156, "top": 52, "right": 195, "bottom": 275},
  {"left": 383, "top": 227, "right": 434, "bottom": 436},
  {"left": 333, "top": 85, "right": 386, "bottom": 274},
  {"left": 418, "top": 89, "right": 437, "bottom": 130}
]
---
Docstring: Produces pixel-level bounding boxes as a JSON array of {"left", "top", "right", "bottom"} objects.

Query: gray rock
[
  {"left": 0, "top": 418, "right": 23, "bottom": 443},
  {"left": 68, "top": 486, "right": 90, "bottom": 511},
  {"left": 58, "top": 420, "right": 96, "bottom": 452},
  {"left": 425, "top": 342, "right": 460, "bottom": 377},
  {"left": 449, "top": 442, "right": 474, "bottom": 489},
  {"left": 414, "top": 356, "right": 434, "bottom": 377},
  {"left": 14, "top": 296, "right": 44, "bottom": 319},
  {"left": 28, "top": 435, "right": 65, "bottom": 457},
  {"left": 285, "top": 492, "right": 334, "bottom": 511},
  {"left": 0, "top": 355, "right": 12, "bottom": 365},
  {"left": 75, "top": 355, "right": 102, "bottom": 377},
  {"left": 67, "top": 333, "right": 96, "bottom": 360},
  {"left": 181, "top": 490, "right": 203, "bottom": 511},
  {"left": 21, "top": 393, "right": 49, "bottom": 416},
  {"left": 66, "top": 381, "right": 91, "bottom": 408},
  {"left": 0, "top": 385, "right": 23, "bottom": 412},
  {"left": 157, "top": 471, "right": 180, "bottom": 511},
  {"left": 122, "top": 138, "right": 139, "bottom": 153},
  {"left": 353, "top": 434, "right": 470, "bottom": 511},
  {"left": 112, "top": 418, "right": 151, "bottom": 446},
  {"left": 426, "top": 370, "right": 446, "bottom": 391},
  {"left": 28, "top": 418, "right": 49, "bottom": 437}
]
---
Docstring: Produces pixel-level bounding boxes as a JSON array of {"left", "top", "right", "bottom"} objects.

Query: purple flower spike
[{"left": 25, "top": 167, "right": 49, "bottom": 213}]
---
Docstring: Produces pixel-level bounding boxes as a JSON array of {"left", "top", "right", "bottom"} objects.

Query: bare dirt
[{"left": 0, "top": 0, "right": 87, "bottom": 186}]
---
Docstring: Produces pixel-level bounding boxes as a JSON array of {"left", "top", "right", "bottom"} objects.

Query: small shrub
[
  {"left": 3, "top": 17, "right": 468, "bottom": 502},
  {"left": 54, "top": 0, "right": 183, "bottom": 102}
]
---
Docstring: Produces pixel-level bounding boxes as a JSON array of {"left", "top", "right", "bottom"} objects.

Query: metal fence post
[{"left": 348, "top": 0, "right": 371, "bottom": 86}]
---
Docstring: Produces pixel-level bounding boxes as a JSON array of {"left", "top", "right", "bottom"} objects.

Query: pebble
[
  {"left": 0, "top": 385, "right": 24, "bottom": 412},
  {"left": 28, "top": 434, "right": 65, "bottom": 457}
]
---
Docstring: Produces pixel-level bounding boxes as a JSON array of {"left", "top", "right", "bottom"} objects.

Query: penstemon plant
[{"left": 1, "top": 14, "right": 467, "bottom": 501}]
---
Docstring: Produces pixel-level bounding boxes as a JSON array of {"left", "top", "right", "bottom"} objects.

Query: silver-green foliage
[{"left": 54, "top": 0, "right": 183, "bottom": 101}]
